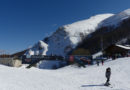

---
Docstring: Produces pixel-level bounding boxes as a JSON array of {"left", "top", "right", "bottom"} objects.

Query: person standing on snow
[
  {"left": 96, "top": 60, "right": 99, "bottom": 66},
  {"left": 105, "top": 67, "right": 111, "bottom": 85},
  {"left": 101, "top": 59, "right": 104, "bottom": 65}
]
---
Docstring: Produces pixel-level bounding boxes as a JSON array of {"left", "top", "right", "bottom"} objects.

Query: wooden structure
[
  {"left": 11, "top": 49, "right": 28, "bottom": 58},
  {"left": 0, "top": 54, "right": 11, "bottom": 58},
  {"left": 104, "top": 44, "right": 130, "bottom": 57},
  {"left": 71, "top": 48, "right": 90, "bottom": 55}
]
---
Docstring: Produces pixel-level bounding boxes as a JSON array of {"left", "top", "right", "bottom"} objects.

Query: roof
[
  {"left": 116, "top": 45, "right": 130, "bottom": 50},
  {"left": 11, "top": 49, "right": 28, "bottom": 57},
  {"left": 92, "top": 51, "right": 103, "bottom": 59}
]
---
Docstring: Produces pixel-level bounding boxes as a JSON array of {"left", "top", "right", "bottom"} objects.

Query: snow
[
  {"left": 26, "top": 9, "right": 130, "bottom": 57},
  {"left": 25, "top": 8, "right": 130, "bottom": 69},
  {"left": 63, "top": 14, "right": 114, "bottom": 44},
  {"left": 0, "top": 57, "right": 130, "bottom": 90},
  {"left": 26, "top": 40, "right": 48, "bottom": 56},
  {"left": 30, "top": 14, "right": 113, "bottom": 68},
  {"left": 26, "top": 14, "right": 113, "bottom": 56},
  {"left": 100, "top": 9, "right": 130, "bottom": 27},
  {"left": 116, "top": 44, "right": 130, "bottom": 50},
  {"left": 92, "top": 51, "right": 103, "bottom": 59},
  {"left": 47, "top": 14, "right": 113, "bottom": 55},
  {"left": 39, "top": 60, "right": 67, "bottom": 69}
]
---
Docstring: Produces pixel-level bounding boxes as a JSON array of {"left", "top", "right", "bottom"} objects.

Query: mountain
[
  {"left": 26, "top": 14, "right": 113, "bottom": 56},
  {"left": 77, "top": 9, "right": 130, "bottom": 54},
  {"left": 25, "top": 40, "right": 48, "bottom": 56},
  {"left": 24, "top": 9, "right": 130, "bottom": 69},
  {"left": 99, "top": 9, "right": 130, "bottom": 27}
]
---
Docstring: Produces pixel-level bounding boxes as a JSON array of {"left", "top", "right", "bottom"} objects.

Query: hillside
[
  {"left": 25, "top": 14, "right": 113, "bottom": 56},
  {"left": 78, "top": 9, "right": 130, "bottom": 54},
  {"left": 24, "top": 8, "right": 130, "bottom": 69},
  {"left": 99, "top": 9, "right": 130, "bottom": 27},
  {"left": 0, "top": 57, "right": 130, "bottom": 90},
  {"left": 26, "top": 9, "right": 130, "bottom": 56}
]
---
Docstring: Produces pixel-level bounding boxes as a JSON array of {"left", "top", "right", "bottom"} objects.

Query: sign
[{"left": 69, "top": 55, "right": 74, "bottom": 63}]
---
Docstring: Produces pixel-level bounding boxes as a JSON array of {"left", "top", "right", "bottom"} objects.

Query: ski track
[{"left": 0, "top": 57, "right": 129, "bottom": 90}]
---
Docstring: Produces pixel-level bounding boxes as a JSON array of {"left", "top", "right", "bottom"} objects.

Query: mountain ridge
[
  {"left": 26, "top": 13, "right": 113, "bottom": 56},
  {"left": 26, "top": 9, "right": 130, "bottom": 57}
]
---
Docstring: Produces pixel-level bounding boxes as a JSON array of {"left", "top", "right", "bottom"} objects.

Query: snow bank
[{"left": 39, "top": 60, "right": 67, "bottom": 69}]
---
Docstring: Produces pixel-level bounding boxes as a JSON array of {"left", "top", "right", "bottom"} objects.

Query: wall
[{"left": 0, "top": 58, "right": 22, "bottom": 67}]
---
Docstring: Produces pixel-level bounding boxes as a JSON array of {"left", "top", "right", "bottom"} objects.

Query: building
[
  {"left": 0, "top": 49, "right": 28, "bottom": 67},
  {"left": 104, "top": 44, "right": 130, "bottom": 58},
  {"left": 11, "top": 49, "right": 28, "bottom": 58},
  {"left": 0, "top": 58, "right": 22, "bottom": 67},
  {"left": 0, "top": 54, "right": 11, "bottom": 58}
]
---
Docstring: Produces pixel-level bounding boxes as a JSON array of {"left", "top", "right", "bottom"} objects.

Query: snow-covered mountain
[
  {"left": 99, "top": 9, "right": 130, "bottom": 27},
  {"left": 26, "top": 9, "right": 130, "bottom": 57},
  {"left": 25, "top": 40, "right": 48, "bottom": 57},
  {"left": 25, "top": 9, "right": 130, "bottom": 69},
  {"left": 77, "top": 9, "right": 130, "bottom": 54},
  {"left": 26, "top": 14, "right": 113, "bottom": 56}
]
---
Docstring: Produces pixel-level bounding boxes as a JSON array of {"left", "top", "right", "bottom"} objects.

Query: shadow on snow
[{"left": 81, "top": 84, "right": 104, "bottom": 87}]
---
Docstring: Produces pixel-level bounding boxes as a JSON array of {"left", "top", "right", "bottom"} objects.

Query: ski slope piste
[{"left": 0, "top": 57, "right": 130, "bottom": 90}]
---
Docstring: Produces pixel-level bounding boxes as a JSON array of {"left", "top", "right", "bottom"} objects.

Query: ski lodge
[
  {"left": 104, "top": 44, "right": 130, "bottom": 58},
  {"left": 0, "top": 49, "right": 27, "bottom": 67}
]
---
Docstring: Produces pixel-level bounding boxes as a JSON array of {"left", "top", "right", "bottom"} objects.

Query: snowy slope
[
  {"left": 25, "top": 40, "right": 48, "bottom": 57},
  {"left": 99, "top": 9, "right": 130, "bottom": 27},
  {"left": 26, "top": 14, "right": 113, "bottom": 56},
  {"left": 0, "top": 57, "right": 130, "bottom": 90}
]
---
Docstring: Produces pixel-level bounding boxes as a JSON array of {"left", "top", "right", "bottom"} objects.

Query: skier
[
  {"left": 96, "top": 60, "right": 99, "bottom": 66},
  {"left": 101, "top": 59, "right": 104, "bottom": 65},
  {"left": 105, "top": 67, "right": 111, "bottom": 86}
]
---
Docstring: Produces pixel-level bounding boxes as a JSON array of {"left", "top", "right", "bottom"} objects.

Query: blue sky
[{"left": 0, "top": 0, "right": 129, "bottom": 54}]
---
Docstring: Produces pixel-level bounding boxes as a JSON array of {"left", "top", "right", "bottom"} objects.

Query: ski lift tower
[{"left": 100, "top": 36, "right": 104, "bottom": 51}]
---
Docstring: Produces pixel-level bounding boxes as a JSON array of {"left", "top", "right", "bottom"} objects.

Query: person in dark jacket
[
  {"left": 105, "top": 67, "right": 111, "bottom": 85},
  {"left": 101, "top": 59, "right": 104, "bottom": 65},
  {"left": 96, "top": 60, "right": 99, "bottom": 66}
]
